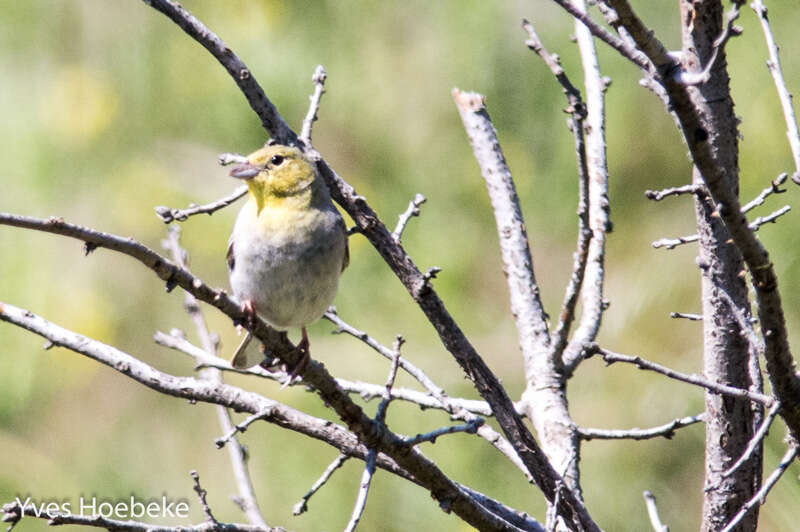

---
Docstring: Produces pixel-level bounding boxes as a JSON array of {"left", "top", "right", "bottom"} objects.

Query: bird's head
[{"left": 230, "top": 144, "right": 318, "bottom": 213}]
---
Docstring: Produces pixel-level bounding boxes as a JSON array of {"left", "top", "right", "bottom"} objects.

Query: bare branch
[
  {"left": 142, "top": 1, "right": 597, "bottom": 526},
  {"left": 0, "top": 298, "right": 530, "bottom": 531},
  {"left": 670, "top": 312, "right": 703, "bottom": 321},
  {"left": 392, "top": 193, "right": 427, "bottom": 243},
  {"left": 293, "top": 454, "right": 350, "bottom": 516},
  {"left": 645, "top": 184, "right": 702, "bottom": 201},
  {"left": 652, "top": 205, "right": 791, "bottom": 249},
  {"left": 299, "top": 64, "right": 327, "bottom": 146},
  {"left": 404, "top": 419, "right": 485, "bottom": 446},
  {"left": 750, "top": 0, "right": 800, "bottom": 177},
  {"left": 162, "top": 227, "right": 268, "bottom": 529},
  {"left": 155, "top": 185, "right": 248, "bottom": 224},
  {"left": 191, "top": 470, "right": 219, "bottom": 526},
  {"left": 521, "top": 18, "right": 591, "bottom": 361},
  {"left": 331, "top": 310, "right": 534, "bottom": 484},
  {"left": 344, "top": 449, "right": 377, "bottom": 532},
  {"left": 676, "top": 2, "right": 743, "bottom": 86},
  {"left": 720, "top": 401, "right": 782, "bottom": 480},
  {"left": 578, "top": 413, "right": 705, "bottom": 441},
  {"left": 598, "top": 0, "right": 800, "bottom": 440},
  {"left": 452, "top": 88, "right": 551, "bottom": 377},
  {"left": 561, "top": 0, "right": 612, "bottom": 374},
  {"left": 584, "top": 344, "right": 775, "bottom": 406},
  {"left": 548, "top": 0, "right": 651, "bottom": 71},
  {"left": 720, "top": 444, "right": 799, "bottom": 532},
  {"left": 219, "top": 153, "right": 248, "bottom": 166},
  {"left": 215, "top": 410, "right": 272, "bottom": 449},
  {"left": 642, "top": 490, "right": 669, "bottom": 532},
  {"left": 741, "top": 173, "right": 788, "bottom": 214}
]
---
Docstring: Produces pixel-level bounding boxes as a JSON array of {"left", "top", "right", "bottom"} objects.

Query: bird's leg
[
  {"left": 242, "top": 299, "right": 257, "bottom": 329},
  {"left": 282, "top": 327, "right": 311, "bottom": 388}
]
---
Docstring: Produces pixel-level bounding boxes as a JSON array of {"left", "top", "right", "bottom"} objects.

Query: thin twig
[
  {"left": 750, "top": 0, "right": 800, "bottom": 178},
  {"left": 325, "top": 309, "right": 534, "bottom": 483},
  {"left": 0, "top": 295, "right": 528, "bottom": 530},
  {"left": 560, "top": 0, "right": 612, "bottom": 376},
  {"left": 721, "top": 401, "right": 782, "bottom": 479},
  {"left": 741, "top": 173, "right": 788, "bottom": 214},
  {"left": 645, "top": 184, "right": 702, "bottom": 201},
  {"left": 376, "top": 339, "right": 403, "bottom": 423},
  {"left": 652, "top": 205, "right": 791, "bottom": 249},
  {"left": 191, "top": 470, "right": 219, "bottom": 526},
  {"left": 155, "top": 185, "right": 248, "bottom": 223},
  {"left": 293, "top": 454, "right": 350, "bottom": 516},
  {"left": 549, "top": 0, "right": 651, "bottom": 71},
  {"left": 219, "top": 153, "right": 248, "bottom": 166},
  {"left": 299, "top": 64, "right": 327, "bottom": 145},
  {"left": 404, "top": 419, "right": 485, "bottom": 446},
  {"left": 676, "top": 2, "right": 743, "bottom": 85},
  {"left": 642, "top": 491, "right": 669, "bottom": 532},
  {"left": 720, "top": 444, "right": 799, "bottom": 532},
  {"left": 578, "top": 413, "right": 705, "bottom": 441},
  {"left": 584, "top": 344, "right": 775, "bottom": 406},
  {"left": 392, "top": 193, "right": 427, "bottom": 243},
  {"left": 215, "top": 410, "right": 273, "bottom": 449},
  {"left": 670, "top": 312, "right": 703, "bottom": 321},
  {"left": 155, "top": 328, "right": 498, "bottom": 417},
  {"left": 597, "top": 0, "right": 800, "bottom": 441},
  {"left": 161, "top": 226, "right": 269, "bottom": 529},
  {"left": 521, "top": 18, "right": 591, "bottom": 362},
  {"left": 344, "top": 449, "right": 377, "bottom": 532}
]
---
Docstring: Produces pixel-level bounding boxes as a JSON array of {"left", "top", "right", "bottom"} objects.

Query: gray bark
[{"left": 680, "top": 1, "right": 762, "bottom": 530}]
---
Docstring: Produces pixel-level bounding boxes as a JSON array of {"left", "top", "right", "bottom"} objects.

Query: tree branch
[
  {"left": 584, "top": 344, "right": 775, "bottom": 406},
  {"left": 578, "top": 413, "right": 705, "bottom": 441},
  {"left": 750, "top": 0, "right": 800, "bottom": 179},
  {"left": 392, "top": 193, "right": 427, "bottom": 244},
  {"left": 299, "top": 64, "right": 327, "bottom": 146},
  {"left": 720, "top": 444, "right": 799, "bottom": 532},
  {"left": 0, "top": 295, "right": 526, "bottom": 531},
  {"left": 136, "top": 1, "right": 592, "bottom": 524},
  {"left": 521, "top": 18, "right": 591, "bottom": 364},
  {"left": 293, "top": 454, "right": 350, "bottom": 516},
  {"left": 155, "top": 185, "right": 248, "bottom": 224}
]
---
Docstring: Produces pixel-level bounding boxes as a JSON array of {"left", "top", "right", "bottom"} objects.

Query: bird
[{"left": 225, "top": 142, "right": 348, "bottom": 382}]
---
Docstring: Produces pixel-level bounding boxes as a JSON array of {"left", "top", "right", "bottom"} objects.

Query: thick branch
[
  {"left": 139, "top": 2, "right": 598, "bottom": 527},
  {"left": 0, "top": 229, "right": 529, "bottom": 532},
  {"left": 601, "top": 0, "right": 800, "bottom": 441}
]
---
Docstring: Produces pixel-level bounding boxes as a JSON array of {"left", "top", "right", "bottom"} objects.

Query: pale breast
[{"left": 228, "top": 202, "right": 346, "bottom": 330}]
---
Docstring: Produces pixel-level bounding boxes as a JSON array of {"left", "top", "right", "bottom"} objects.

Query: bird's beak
[{"left": 229, "top": 163, "right": 260, "bottom": 180}]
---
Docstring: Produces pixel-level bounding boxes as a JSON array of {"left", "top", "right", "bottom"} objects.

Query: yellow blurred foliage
[{"left": 38, "top": 65, "right": 119, "bottom": 145}]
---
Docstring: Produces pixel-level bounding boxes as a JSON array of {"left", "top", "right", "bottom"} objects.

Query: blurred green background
[{"left": 1, "top": 1, "right": 799, "bottom": 530}]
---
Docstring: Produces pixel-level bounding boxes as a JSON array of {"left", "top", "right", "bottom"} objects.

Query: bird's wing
[
  {"left": 342, "top": 236, "right": 350, "bottom": 272},
  {"left": 226, "top": 239, "right": 236, "bottom": 273}
]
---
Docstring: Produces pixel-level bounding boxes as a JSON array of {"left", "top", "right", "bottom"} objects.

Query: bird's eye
[{"left": 270, "top": 155, "right": 285, "bottom": 166}]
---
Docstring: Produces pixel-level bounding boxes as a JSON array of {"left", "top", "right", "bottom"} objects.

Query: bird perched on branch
[{"left": 226, "top": 143, "right": 348, "bottom": 382}]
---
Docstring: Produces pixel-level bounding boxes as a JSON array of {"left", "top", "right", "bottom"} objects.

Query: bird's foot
[{"left": 241, "top": 300, "right": 257, "bottom": 329}]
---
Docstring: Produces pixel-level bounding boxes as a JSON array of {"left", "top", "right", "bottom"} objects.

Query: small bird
[{"left": 226, "top": 143, "right": 348, "bottom": 379}]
